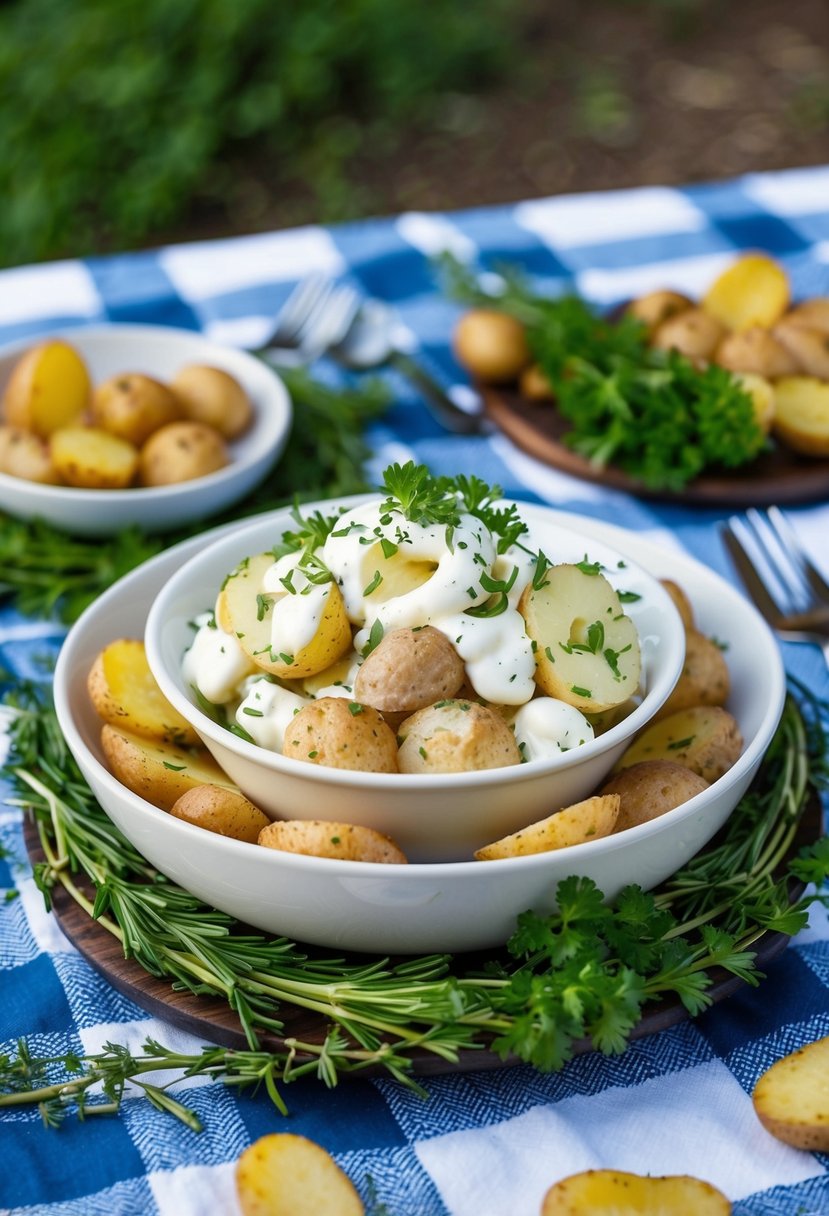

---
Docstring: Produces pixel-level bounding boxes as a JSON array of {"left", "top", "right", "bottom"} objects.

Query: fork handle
[{"left": 388, "top": 350, "right": 484, "bottom": 436}]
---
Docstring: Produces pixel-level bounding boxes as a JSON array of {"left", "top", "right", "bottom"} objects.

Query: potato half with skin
[
  {"left": 282, "top": 698, "right": 399, "bottom": 772},
  {"left": 398, "top": 699, "right": 520, "bottom": 774},
  {"left": 626, "top": 289, "right": 693, "bottom": 333},
  {"left": 170, "top": 785, "right": 270, "bottom": 843},
  {"left": 752, "top": 1036, "right": 829, "bottom": 1152},
  {"left": 51, "top": 426, "right": 139, "bottom": 489},
  {"left": 92, "top": 372, "right": 182, "bottom": 446},
  {"left": 139, "top": 420, "right": 228, "bottom": 486},
  {"left": 519, "top": 563, "right": 641, "bottom": 714},
  {"left": 614, "top": 705, "right": 742, "bottom": 783},
  {"left": 773, "top": 321, "right": 829, "bottom": 381},
  {"left": 353, "top": 625, "right": 465, "bottom": 718},
  {"left": 541, "top": 1169, "right": 731, "bottom": 1215},
  {"left": 236, "top": 1133, "right": 364, "bottom": 1216},
  {"left": 2, "top": 340, "right": 90, "bottom": 437},
  {"left": 101, "top": 724, "right": 237, "bottom": 811},
  {"left": 452, "top": 309, "right": 530, "bottom": 383},
  {"left": 217, "top": 552, "right": 352, "bottom": 679},
  {"left": 0, "top": 425, "right": 58, "bottom": 483},
  {"left": 714, "top": 327, "right": 800, "bottom": 379},
  {"left": 651, "top": 307, "right": 726, "bottom": 362},
  {"left": 258, "top": 819, "right": 407, "bottom": 864},
  {"left": 171, "top": 364, "right": 253, "bottom": 439},
  {"left": 474, "top": 794, "right": 619, "bottom": 860},
  {"left": 652, "top": 629, "right": 730, "bottom": 721},
  {"left": 703, "top": 253, "right": 790, "bottom": 332},
  {"left": 88, "top": 638, "right": 200, "bottom": 745},
  {"left": 600, "top": 759, "right": 709, "bottom": 833},
  {"left": 772, "top": 376, "right": 829, "bottom": 457}
]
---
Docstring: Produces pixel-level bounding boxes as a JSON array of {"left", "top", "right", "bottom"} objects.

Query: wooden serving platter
[
  {"left": 23, "top": 789, "right": 822, "bottom": 1077},
  {"left": 483, "top": 385, "right": 829, "bottom": 507}
]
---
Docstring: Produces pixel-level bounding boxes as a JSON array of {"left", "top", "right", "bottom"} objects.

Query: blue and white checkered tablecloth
[{"left": 2, "top": 165, "right": 829, "bottom": 1216}]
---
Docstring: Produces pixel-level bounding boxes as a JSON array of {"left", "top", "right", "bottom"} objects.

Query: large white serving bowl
[
  {"left": 0, "top": 324, "right": 291, "bottom": 535},
  {"left": 144, "top": 498, "right": 686, "bottom": 863},
  {"left": 55, "top": 509, "right": 785, "bottom": 953}
]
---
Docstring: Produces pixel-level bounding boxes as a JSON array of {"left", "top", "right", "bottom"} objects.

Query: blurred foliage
[{"left": 0, "top": 0, "right": 520, "bottom": 267}]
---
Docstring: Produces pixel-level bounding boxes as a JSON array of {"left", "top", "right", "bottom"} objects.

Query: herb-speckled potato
[
  {"left": 139, "top": 420, "right": 229, "bottom": 486},
  {"left": 170, "top": 785, "right": 270, "bottom": 843},
  {"left": 397, "top": 699, "right": 520, "bottom": 774},
  {"left": 652, "top": 629, "right": 730, "bottom": 721},
  {"left": 92, "top": 372, "right": 182, "bottom": 446},
  {"left": 353, "top": 626, "right": 465, "bottom": 720},
  {"left": 171, "top": 364, "right": 253, "bottom": 439},
  {"left": 541, "top": 1170, "right": 731, "bottom": 1215},
  {"left": 614, "top": 705, "right": 742, "bottom": 783},
  {"left": 0, "top": 425, "right": 58, "bottom": 483},
  {"left": 100, "top": 723, "right": 237, "bottom": 811},
  {"left": 282, "top": 698, "right": 399, "bottom": 772},
  {"left": 752, "top": 1036, "right": 829, "bottom": 1152},
  {"left": 88, "top": 638, "right": 200, "bottom": 745},
  {"left": 258, "top": 819, "right": 407, "bottom": 863},
  {"left": 474, "top": 794, "right": 619, "bottom": 860},
  {"left": 600, "top": 759, "right": 709, "bottom": 833}
]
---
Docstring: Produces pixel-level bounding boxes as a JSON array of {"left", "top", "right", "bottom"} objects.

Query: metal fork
[
  {"left": 259, "top": 276, "right": 360, "bottom": 366},
  {"left": 722, "top": 505, "right": 829, "bottom": 667}
]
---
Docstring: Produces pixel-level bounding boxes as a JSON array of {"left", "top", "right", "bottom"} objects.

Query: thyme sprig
[{"left": 1, "top": 681, "right": 826, "bottom": 1130}]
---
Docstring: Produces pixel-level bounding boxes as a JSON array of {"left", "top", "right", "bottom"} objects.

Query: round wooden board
[
  {"left": 483, "top": 385, "right": 829, "bottom": 507},
  {"left": 24, "top": 792, "right": 821, "bottom": 1077}
]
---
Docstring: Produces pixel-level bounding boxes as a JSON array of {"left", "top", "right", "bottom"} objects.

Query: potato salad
[{"left": 183, "top": 463, "right": 642, "bottom": 774}]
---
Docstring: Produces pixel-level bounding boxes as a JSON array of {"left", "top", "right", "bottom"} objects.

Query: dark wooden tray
[
  {"left": 483, "top": 384, "right": 829, "bottom": 507},
  {"left": 23, "top": 787, "right": 822, "bottom": 1076}
]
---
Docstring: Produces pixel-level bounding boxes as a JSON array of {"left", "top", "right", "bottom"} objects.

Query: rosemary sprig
[
  {"left": 0, "top": 368, "right": 389, "bottom": 624},
  {"left": 1, "top": 682, "right": 826, "bottom": 1129}
]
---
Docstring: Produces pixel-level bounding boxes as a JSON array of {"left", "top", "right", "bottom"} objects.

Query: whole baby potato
[
  {"left": 398, "top": 699, "right": 521, "bottom": 774},
  {"left": 626, "top": 289, "right": 693, "bottom": 333},
  {"left": 282, "top": 698, "right": 399, "bottom": 772},
  {"left": 652, "top": 629, "right": 730, "bottom": 721},
  {"left": 0, "top": 425, "right": 58, "bottom": 483},
  {"left": 139, "top": 420, "right": 229, "bottom": 486},
  {"left": 92, "top": 373, "right": 183, "bottom": 446},
  {"left": 354, "top": 626, "right": 465, "bottom": 720},
  {"left": 171, "top": 364, "right": 253, "bottom": 439},
  {"left": 651, "top": 307, "right": 726, "bottom": 363},
  {"left": 715, "top": 327, "right": 800, "bottom": 379},
  {"left": 599, "top": 759, "right": 710, "bottom": 833},
  {"left": 170, "top": 785, "right": 270, "bottom": 844},
  {"left": 452, "top": 309, "right": 531, "bottom": 383}
]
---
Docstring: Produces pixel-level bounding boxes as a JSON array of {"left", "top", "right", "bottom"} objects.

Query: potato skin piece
[
  {"left": 235, "top": 1132, "right": 365, "bottom": 1216},
  {"left": 282, "top": 698, "right": 399, "bottom": 772},
  {"left": 752, "top": 1036, "right": 829, "bottom": 1152},
  {"left": 92, "top": 372, "right": 182, "bottom": 446},
  {"left": 51, "top": 425, "right": 139, "bottom": 489},
  {"left": 652, "top": 629, "right": 730, "bottom": 721},
  {"left": 398, "top": 699, "right": 520, "bottom": 774},
  {"left": 139, "top": 420, "right": 228, "bottom": 485},
  {"left": 541, "top": 1169, "right": 731, "bottom": 1215},
  {"left": 258, "top": 819, "right": 407, "bottom": 863},
  {"left": 171, "top": 364, "right": 253, "bottom": 439},
  {"left": 600, "top": 759, "right": 709, "bottom": 833},
  {"left": 88, "top": 638, "right": 200, "bottom": 745},
  {"left": 614, "top": 705, "right": 742, "bottom": 783},
  {"left": 101, "top": 723, "right": 236, "bottom": 811},
  {"left": 474, "top": 794, "right": 619, "bottom": 860},
  {"left": 353, "top": 625, "right": 464, "bottom": 717},
  {"left": 170, "top": 785, "right": 270, "bottom": 843}
]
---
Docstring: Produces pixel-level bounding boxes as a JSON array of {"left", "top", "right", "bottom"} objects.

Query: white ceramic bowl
[
  {"left": 144, "top": 498, "right": 686, "bottom": 863},
  {"left": 0, "top": 324, "right": 292, "bottom": 535},
  {"left": 55, "top": 509, "right": 785, "bottom": 953}
]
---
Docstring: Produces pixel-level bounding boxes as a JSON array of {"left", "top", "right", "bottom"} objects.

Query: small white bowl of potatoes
[{"left": 0, "top": 324, "right": 291, "bottom": 535}]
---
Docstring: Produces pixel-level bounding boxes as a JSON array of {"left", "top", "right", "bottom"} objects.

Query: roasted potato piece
[
  {"left": 236, "top": 1133, "right": 365, "bottom": 1216},
  {"left": 0, "top": 425, "right": 58, "bottom": 483},
  {"left": 170, "top": 785, "right": 270, "bottom": 843},
  {"left": 101, "top": 724, "right": 236, "bottom": 811},
  {"left": 653, "top": 629, "right": 730, "bottom": 721},
  {"left": 50, "top": 426, "right": 139, "bottom": 489},
  {"left": 731, "top": 372, "right": 775, "bottom": 435},
  {"left": 258, "top": 819, "right": 407, "bottom": 863},
  {"left": 600, "top": 759, "right": 709, "bottom": 832},
  {"left": 519, "top": 362, "right": 554, "bottom": 400},
  {"left": 752, "top": 1036, "right": 829, "bottom": 1152},
  {"left": 660, "top": 578, "right": 694, "bottom": 631},
  {"left": 217, "top": 552, "right": 352, "bottom": 679},
  {"left": 138, "top": 420, "right": 228, "bottom": 485},
  {"left": 651, "top": 307, "right": 726, "bottom": 362},
  {"left": 92, "top": 372, "right": 182, "bottom": 446},
  {"left": 2, "top": 339, "right": 90, "bottom": 436},
  {"left": 626, "top": 289, "right": 693, "bottom": 333},
  {"left": 353, "top": 625, "right": 465, "bottom": 720},
  {"left": 171, "top": 364, "right": 253, "bottom": 439},
  {"left": 88, "top": 638, "right": 200, "bottom": 745},
  {"left": 541, "top": 1169, "right": 731, "bottom": 1215},
  {"left": 452, "top": 309, "right": 531, "bottom": 382},
  {"left": 614, "top": 705, "right": 742, "bottom": 783},
  {"left": 780, "top": 297, "right": 829, "bottom": 335},
  {"left": 519, "top": 563, "right": 641, "bottom": 714},
  {"left": 282, "top": 698, "right": 399, "bottom": 772},
  {"left": 474, "top": 794, "right": 619, "bottom": 860},
  {"left": 772, "top": 376, "right": 829, "bottom": 457},
  {"left": 398, "top": 699, "right": 520, "bottom": 774},
  {"left": 715, "top": 327, "right": 799, "bottom": 379},
  {"left": 703, "top": 253, "right": 790, "bottom": 332},
  {"left": 773, "top": 321, "right": 829, "bottom": 381}
]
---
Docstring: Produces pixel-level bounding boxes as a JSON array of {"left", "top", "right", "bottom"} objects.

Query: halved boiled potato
[
  {"left": 88, "top": 638, "right": 200, "bottom": 745},
  {"left": 614, "top": 705, "right": 742, "bottom": 783},
  {"left": 474, "top": 794, "right": 619, "bottom": 860},
  {"left": 217, "top": 552, "right": 352, "bottom": 679},
  {"left": 2, "top": 340, "right": 90, "bottom": 436},
  {"left": 519, "top": 563, "right": 641, "bottom": 714},
  {"left": 752, "top": 1036, "right": 829, "bottom": 1151},
  {"left": 51, "top": 425, "right": 139, "bottom": 489},
  {"left": 101, "top": 724, "right": 236, "bottom": 811},
  {"left": 541, "top": 1169, "right": 731, "bottom": 1214},
  {"left": 772, "top": 376, "right": 829, "bottom": 457},
  {"left": 703, "top": 253, "right": 790, "bottom": 332},
  {"left": 236, "top": 1133, "right": 365, "bottom": 1216}
]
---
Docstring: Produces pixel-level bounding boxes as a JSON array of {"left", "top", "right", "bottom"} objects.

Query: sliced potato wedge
[
  {"left": 474, "top": 794, "right": 619, "bottom": 860},
  {"left": 236, "top": 1133, "right": 364, "bottom": 1216},
  {"left": 519, "top": 563, "right": 641, "bottom": 714},
  {"left": 772, "top": 376, "right": 829, "bottom": 457},
  {"left": 752, "top": 1036, "right": 829, "bottom": 1151},
  {"left": 258, "top": 818, "right": 407, "bottom": 863},
  {"left": 614, "top": 705, "right": 742, "bottom": 783},
  {"left": 703, "top": 253, "right": 790, "bottom": 332},
  {"left": 541, "top": 1169, "right": 731, "bottom": 1214},
  {"left": 88, "top": 639, "right": 200, "bottom": 745},
  {"left": 100, "top": 724, "right": 236, "bottom": 811}
]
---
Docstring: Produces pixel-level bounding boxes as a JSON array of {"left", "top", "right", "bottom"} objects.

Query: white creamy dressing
[
  {"left": 181, "top": 612, "right": 255, "bottom": 703},
  {"left": 234, "top": 676, "right": 307, "bottom": 751},
  {"left": 511, "top": 697, "right": 595, "bottom": 762},
  {"left": 261, "top": 553, "right": 330, "bottom": 656}
]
